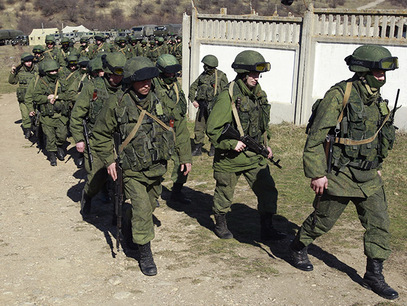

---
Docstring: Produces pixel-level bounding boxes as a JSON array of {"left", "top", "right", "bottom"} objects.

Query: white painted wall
[{"left": 199, "top": 44, "right": 296, "bottom": 105}]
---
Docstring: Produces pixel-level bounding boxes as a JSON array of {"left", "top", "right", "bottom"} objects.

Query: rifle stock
[{"left": 82, "top": 119, "right": 93, "bottom": 171}]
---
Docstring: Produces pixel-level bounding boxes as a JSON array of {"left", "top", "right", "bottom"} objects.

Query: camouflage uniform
[
  {"left": 8, "top": 54, "right": 36, "bottom": 134},
  {"left": 92, "top": 58, "right": 191, "bottom": 246},
  {"left": 189, "top": 67, "right": 228, "bottom": 147}
]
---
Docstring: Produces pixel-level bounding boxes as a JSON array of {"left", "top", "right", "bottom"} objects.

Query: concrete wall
[{"left": 183, "top": 6, "right": 407, "bottom": 130}]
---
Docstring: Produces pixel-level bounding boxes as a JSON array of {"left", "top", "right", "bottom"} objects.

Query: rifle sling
[
  {"left": 228, "top": 81, "right": 244, "bottom": 137},
  {"left": 333, "top": 81, "right": 390, "bottom": 146},
  {"left": 119, "top": 104, "right": 175, "bottom": 154}
]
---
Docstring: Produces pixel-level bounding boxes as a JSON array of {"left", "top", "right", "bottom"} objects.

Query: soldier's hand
[
  {"left": 180, "top": 163, "right": 192, "bottom": 176},
  {"left": 11, "top": 66, "right": 16, "bottom": 74},
  {"left": 76, "top": 142, "right": 85, "bottom": 153},
  {"left": 48, "top": 94, "right": 56, "bottom": 104},
  {"left": 29, "top": 111, "right": 36, "bottom": 116},
  {"left": 377, "top": 170, "right": 382, "bottom": 177},
  {"left": 234, "top": 141, "right": 246, "bottom": 153},
  {"left": 266, "top": 146, "right": 273, "bottom": 159},
  {"left": 310, "top": 176, "right": 328, "bottom": 195},
  {"left": 192, "top": 101, "right": 199, "bottom": 108},
  {"left": 107, "top": 162, "right": 117, "bottom": 181}
]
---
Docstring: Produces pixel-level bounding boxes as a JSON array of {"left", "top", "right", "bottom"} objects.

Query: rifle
[
  {"left": 324, "top": 134, "right": 334, "bottom": 174},
  {"left": 114, "top": 132, "right": 123, "bottom": 252},
  {"left": 82, "top": 119, "right": 93, "bottom": 171},
  {"left": 219, "top": 123, "right": 282, "bottom": 168},
  {"left": 390, "top": 89, "right": 401, "bottom": 126},
  {"left": 13, "top": 63, "right": 24, "bottom": 75},
  {"left": 197, "top": 100, "right": 209, "bottom": 121}
]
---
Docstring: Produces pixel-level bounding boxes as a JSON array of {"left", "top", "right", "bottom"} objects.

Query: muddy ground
[{"left": 0, "top": 93, "right": 406, "bottom": 306}]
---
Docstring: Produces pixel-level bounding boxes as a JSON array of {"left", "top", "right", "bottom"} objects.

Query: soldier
[
  {"left": 206, "top": 50, "right": 285, "bottom": 241},
  {"left": 59, "top": 54, "right": 81, "bottom": 88},
  {"left": 146, "top": 38, "right": 160, "bottom": 64},
  {"left": 25, "top": 59, "right": 76, "bottom": 166},
  {"left": 189, "top": 55, "right": 228, "bottom": 156},
  {"left": 43, "top": 35, "right": 65, "bottom": 66},
  {"left": 78, "top": 37, "right": 90, "bottom": 57},
  {"left": 60, "top": 37, "right": 77, "bottom": 60},
  {"left": 173, "top": 36, "right": 182, "bottom": 64},
  {"left": 88, "top": 35, "right": 112, "bottom": 59},
  {"left": 70, "top": 52, "right": 127, "bottom": 216},
  {"left": 156, "top": 37, "right": 168, "bottom": 55},
  {"left": 153, "top": 54, "right": 192, "bottom": 204},
  {"left": 289, "top": 45, "right": 399, "bottom": 300},
  {"left": 9, "top": 52, "right": 36, "bottom": 139},
  {"left": 140, "top": 38, "right": 149, "bottom": 57},
  {"left": 91, "top": 56, "right": 192, "bottom": 276},
  {"left": 32, "top": 45, "right": 45, "bottom": 68},
  {"left": 112, "top": 36, "right": 133, "bottom": 59}
]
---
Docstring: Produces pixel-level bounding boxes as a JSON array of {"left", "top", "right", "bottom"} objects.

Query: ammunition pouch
[{"left": 16, "top": 87, "right": 27, "bottom": 102}]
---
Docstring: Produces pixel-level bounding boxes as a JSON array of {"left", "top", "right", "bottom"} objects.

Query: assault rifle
[
  {"left": 114, "top": 132, "right": 123, "bottom": 252},
  {"left": 390, "top": 89, "right": 401, "bottom": 126},
  {"left": 82, "top": 119, "right": 93, "bottom": 171},
  {"left": 219, "top": 123, "right": 282, "bottom": 168}
]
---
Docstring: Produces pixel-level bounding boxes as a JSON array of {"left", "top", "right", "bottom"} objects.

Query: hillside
[{"left": 0, "top": 0, "right": 405, "bottom": 34}]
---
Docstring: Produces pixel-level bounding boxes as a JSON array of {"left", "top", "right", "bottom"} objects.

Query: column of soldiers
[{"left": 9, "top": 38, "right": 400, "bottom": 300}]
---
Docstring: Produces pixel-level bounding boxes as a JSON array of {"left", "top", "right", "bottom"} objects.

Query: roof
[
  {"left": 62, "top": 25, "right": 90, "bottom": 33},
  {"left": 29, "top": 28, "right": 59, "bottom": 36}
]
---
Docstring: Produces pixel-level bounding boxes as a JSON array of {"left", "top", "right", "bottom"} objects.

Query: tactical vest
[
  {"left": 332, "top": 81, "right": 395, "bottom": 170},
  {"left": 116, "top": 92, "right": 175, "bottom": 172},
  {"left": 153, "top": 78, "right": 187, "bottom": 117},
  {"left": 16, "top": 68, "right": 36, "bottom": 102},
  {"left": 195, "top": 72, "right": 217, "bottom": 102},
  {"left": 229, "top": 81, "right": 270, "bottom": 143},
  {"left": 37, "top": 78, "right": 70, "bottom": 117},
  {"left": 88, "top": 78, "right": 111, "bottom": 130}
]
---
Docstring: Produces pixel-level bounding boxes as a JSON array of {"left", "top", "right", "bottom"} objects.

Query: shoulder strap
[
  {"left": 214, "top": 69, "right": 218, "bottom": 96},
  {"left": 119, "top": 101, "right": 175, "bottom": 153},
  {"left": 228, "top": 81, "right": 244, "bottom": 137},
  {"left": 173, "top": 82, "right": 180, "bottom": 104},
  {"left": 336, "top": 81, "right": 352, "bottom": 126}
]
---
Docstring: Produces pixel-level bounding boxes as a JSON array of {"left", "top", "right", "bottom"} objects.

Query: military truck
[{"left": 0, "top": 29, "right": 24, "bottom": 45}]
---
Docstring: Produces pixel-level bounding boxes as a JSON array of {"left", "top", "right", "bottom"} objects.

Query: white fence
[{"left": 182, "top": 5, "right": 407, "bottom": 130}]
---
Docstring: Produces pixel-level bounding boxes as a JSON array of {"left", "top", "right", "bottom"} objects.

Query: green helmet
[
  {"left": 42, "top": 59, "right": 60, "bottom": 72},
  {"left": 89, "top": 56, "right": 103, "bottom": 72},
  {"left": 156, "top": 54, "right": 181, "bottom": 74},
  {"left": 78, "top": 56, "right": 90, "bottom": 67},
  {"left": 141, "top": 38, "right": 148, "bottom": 45},
  {"left": 21, "top": 52, "right": 34, "bottom": 63},
  {"left": 345, "top": 45, "right": 398, "bottom": 72},
  {"left": 45, "top": 35, "right": 56, "bottom": 45},
  {"left": 123, "top": 56, "right": 159, "bottom": 83},
  {"left": 94, "top": 35, "right": 105, "bottom": 42},
  {"left": 80, "top": 36, "right": 89, "bottom": 44},
  {"left": 157, "top": 37, "right": 164, "bottom": 44},
  {"left": 32, "top": 45, "right": 45, "bottom": 54},
  {"left": 232, "top": 50, "right": 270, "bottom": 74},
  {"left": 115, "top": 36, "right": 127, "bottom": 45},
  {"left": 66, "top": 54, "right": 79, "bottom": 65},
  {"left": 101, "top": 52, "right": 126, "bottom": 75},
  {"left": 201, "top": 55, "right": 218, "bottom": 68},
  {"left": 61, "top": 37, "right": 70, "bottom": 45}
]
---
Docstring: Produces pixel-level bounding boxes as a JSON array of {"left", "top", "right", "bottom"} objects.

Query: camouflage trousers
[
  {"left": 213, "top": 164, "right": 278, "bottom": 215},
  {"left": 123, "top": 173, "right": 162, "bottom": 245},
  {"left": 297, "top": 186, "right": 391, "bottom": 260},
  {"left": 41, "top": 119, "right": 68, "bottom": 152},
  {"left": 193, "top": 108, "right": 208, "bottom": 145},
  {"left": 170, "top": 152, "right": 188, "bottom": 185},
  {"left": 19, "top": 101, "right": 31, "bottom": 129},
  {"left": 84, "top": 150, "right": 108, "bottom": 198}
]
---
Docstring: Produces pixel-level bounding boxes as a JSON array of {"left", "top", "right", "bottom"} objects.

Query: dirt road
[{"left": 0, "top": 93, "right": 406, "bottom": 305}]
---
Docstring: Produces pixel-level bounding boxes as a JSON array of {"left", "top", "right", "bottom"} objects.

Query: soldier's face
[
  {"left": 245, "top": 72, "right": 260, "bottom": 88},
  {"left": 372, "top": 69, "right": 385, "bottom": 81},
  {"left": 24, "top": 61, "right": 33, "bottom": 68},
  {"left": 133, "top": 79, "right": 151, "bottom": 96},
  {"left": 107, "top": 73, "right": 123, "bottom": 87}
]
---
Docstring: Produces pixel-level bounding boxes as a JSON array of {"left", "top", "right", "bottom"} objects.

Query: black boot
[
  {"left": 289, "top": 236, "right": 313, "bottom": 271},
  {"left": 191, "top": 143, "right": 202, "bottom": 156},
  {"left": 80, "top": 189, "right": 92, "bottom": 218},
  {"left": 23, "top": 128, "right": 31, "bottom": 139},
  {"left": 49, "top": 152, "right": 57, "bottom": 166},
  {"left": 56, "top": 146, "right": 66, "bottom": 161},
  {"left": 208, "top": 144, "right": 215, "bottom": 157},
  {"left": 362, "top": 258, "right": 399, "bottom": 300},
  {"left": 214, "top": 214, "right": 233, "bottom": 239},
  {"left": 260, "top": 213, "right": 286, "bottom": 241},
  {"left": 76, "top": 153, "right": 84, "bottom": 168},
  {"left": 138, "top": 242, "right": 157, "bottom": 276},
  {"left": 170, "top": 183, "right": 191, "bottom": 204}
]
